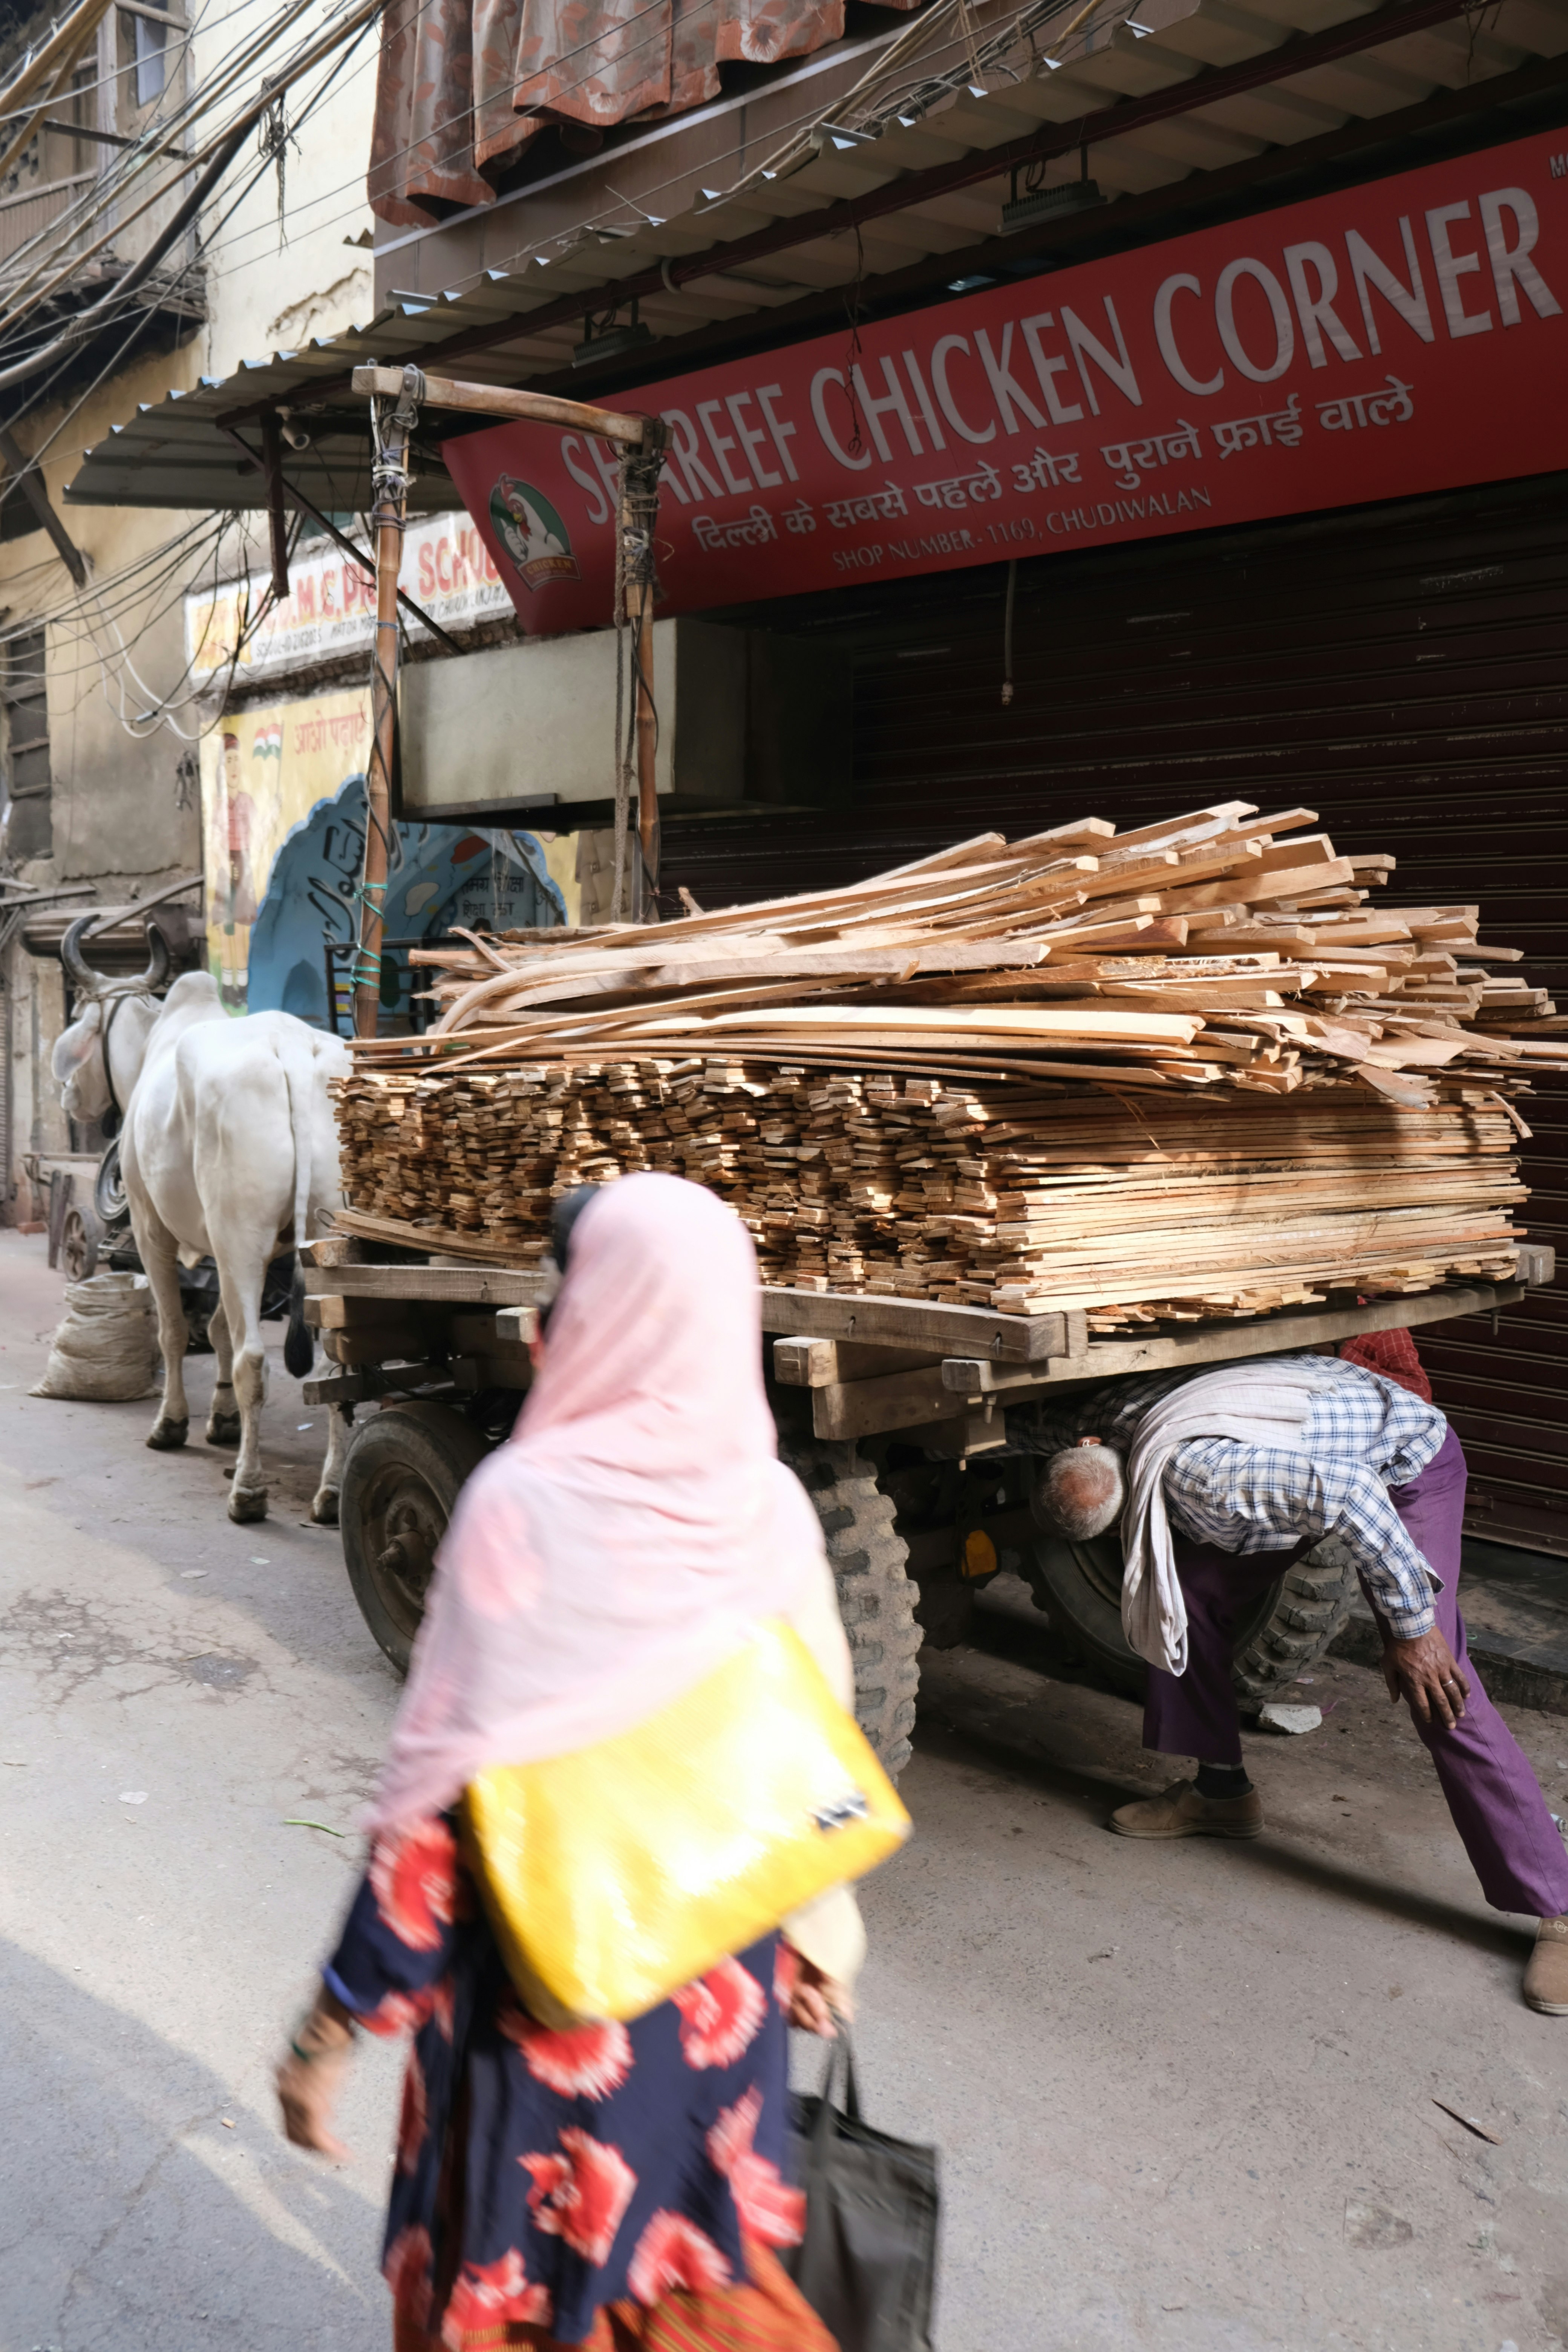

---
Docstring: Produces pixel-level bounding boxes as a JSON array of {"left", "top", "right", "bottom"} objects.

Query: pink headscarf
[{"left": 367, "top": 1172, "right": 824, "bottom": 1834}]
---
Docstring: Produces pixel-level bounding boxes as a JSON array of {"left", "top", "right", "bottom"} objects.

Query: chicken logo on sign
[{"left": 488, "top": 474, "right": 580, "bottom": 593}]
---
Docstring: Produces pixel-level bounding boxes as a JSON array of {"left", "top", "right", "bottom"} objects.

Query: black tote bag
[{"left": 784, "top": 2032, "right": 940, "bottom": 2352}]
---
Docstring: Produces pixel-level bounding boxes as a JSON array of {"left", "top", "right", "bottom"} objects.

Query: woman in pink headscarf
[{"left": 276, "top": 1174, "right": 861, "bottom": 2352}]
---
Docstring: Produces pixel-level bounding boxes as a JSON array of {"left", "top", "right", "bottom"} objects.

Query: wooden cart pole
[
  {"left": 348, "top": 368, "right": 666, "bottom": 994},
  {"left": 632, "top": 538, "right": 658, "bottom": 882},
  {"left": 614, "top": 415, "right": 670, "bottom": 915},
  {"left": 353, "top": 365, "right": 421, "bottom": 1040}
]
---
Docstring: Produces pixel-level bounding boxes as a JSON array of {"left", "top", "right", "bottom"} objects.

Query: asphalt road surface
[{"left": 2, "top": 1229, "right": 1565, "bottom": 2352}]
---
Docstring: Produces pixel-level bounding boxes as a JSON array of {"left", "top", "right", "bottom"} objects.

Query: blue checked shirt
[{"left": 1021, "top": 1354, "right": 1448, "bottom": 1640}]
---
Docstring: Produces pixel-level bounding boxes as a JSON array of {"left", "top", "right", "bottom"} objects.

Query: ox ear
[
  {"left": 61, "top": 914, "right": 109, "bottom": 996},
  {"left": 50, "top": 1002, "right": 101, "bottom": 1083},
  {"left": 141, "top": 924, "right": 171, "bottom": 990}
]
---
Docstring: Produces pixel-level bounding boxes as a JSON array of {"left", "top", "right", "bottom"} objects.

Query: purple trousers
[{"left": 1143, "top": 1429, "right": 1568, "bottom": 1918}]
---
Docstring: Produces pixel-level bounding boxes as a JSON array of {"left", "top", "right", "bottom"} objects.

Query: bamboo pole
[
  {"left": 635, "top": 580, "right": 657, "bottom": 884},
  {"left": 354, "top": 373, "right": 416, "bottom": 1039},
  {"left": 349, "top": 365, "right": 666, "bottom": 1002},
  {"left": 612, "top": 417, "right": 669, "bottom": 912}
]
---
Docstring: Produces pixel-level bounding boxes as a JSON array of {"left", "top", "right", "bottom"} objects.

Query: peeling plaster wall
[
  {"left": 198, "top": 0, "right": 379, "bottom": 381},
  {"left": 1, "top": 0, "right": 377, "bottom": 1217}
]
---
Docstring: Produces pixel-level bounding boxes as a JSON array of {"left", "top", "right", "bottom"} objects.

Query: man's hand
[{"left": 1382, "top": 1629, "right": 1471, "bottom": 1731}]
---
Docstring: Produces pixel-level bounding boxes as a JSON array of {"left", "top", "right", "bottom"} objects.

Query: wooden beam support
[
  {"left": 349, "top": 366, "right": 652, "bottom": 447},
  {"left": 758, "top": 1287, "right": 1080, "bottom": 1362},
  {"left": 812, "top": 1363, "right": 964, "bottom": 1441},
  {"left": 80, "top": 869, "right": 200, "bottom": 940},
  {"left": 302, "top": 1262, "right": 546, "bottom": 1303},
  {"left": 259, "top": 411, "right": 290, "bottom": 604},
  {"left": 941, "top": 1279, "right": 1531, "bottom": 1396},
  {"left": 0, "top": 424, "right": 86, "bottom": 585},
  {"left": 218, "top": 424, "right": 464, "bottom": 655},
  {"left": 773, "top": 1335, "right": 942, "bottom": 1386}
]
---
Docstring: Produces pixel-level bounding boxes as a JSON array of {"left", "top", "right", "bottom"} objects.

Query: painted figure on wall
[{"left": 219, "top": 732, "right": 262, "bottom": 928}]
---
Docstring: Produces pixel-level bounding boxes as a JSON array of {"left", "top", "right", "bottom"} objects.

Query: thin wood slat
[{"left": 332, "top": 805, "right": 1547, "bottom": 1333}]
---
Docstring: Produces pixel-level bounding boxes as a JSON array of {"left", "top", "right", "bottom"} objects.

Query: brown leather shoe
[
  {"left": 1524, "top": 1916, "right": 1568, "bottom": 2015},
  {"left": 1109, "top": 1777, "right": 1264, "bottom": 1840}
]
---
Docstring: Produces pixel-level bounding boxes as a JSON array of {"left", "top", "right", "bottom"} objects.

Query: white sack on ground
[{"left": 31, "top": 1270, "right": 158, "bottom": 1401}]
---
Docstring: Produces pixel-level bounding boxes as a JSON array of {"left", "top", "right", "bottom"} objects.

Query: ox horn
[
  {"left": 61, "top": 913, "right": 109, "bottom": 996},
  {"left": 141, "top": 923, "right": 171, "bottom": 990}
]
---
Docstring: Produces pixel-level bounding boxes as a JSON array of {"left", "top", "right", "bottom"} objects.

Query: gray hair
[{"left": 1033, "top": 1442, "right": 1127, "bottom": 1540}]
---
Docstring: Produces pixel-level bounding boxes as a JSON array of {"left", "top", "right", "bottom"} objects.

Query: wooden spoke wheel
[{"left": 60, "top": 1203, "right": 102, "bottom": 1282}]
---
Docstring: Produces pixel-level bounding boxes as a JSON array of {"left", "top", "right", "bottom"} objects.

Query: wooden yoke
[{"left": 348, "top": 364, "right": 668, "bottom": 1036}]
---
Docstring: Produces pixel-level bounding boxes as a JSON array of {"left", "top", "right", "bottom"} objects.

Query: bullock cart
[{"left": 301, "top": 1235, "right": 1554, "bottom": 1773}]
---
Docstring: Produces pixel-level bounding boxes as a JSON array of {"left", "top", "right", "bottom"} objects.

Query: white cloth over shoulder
[{"left": 1121, "top": 1360, "right": 1340, "bottom": 1675}]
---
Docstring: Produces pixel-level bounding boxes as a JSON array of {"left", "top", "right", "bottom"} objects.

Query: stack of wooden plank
[{"left": 329, "top": 802, "right": 1562, "bottom": 1326}]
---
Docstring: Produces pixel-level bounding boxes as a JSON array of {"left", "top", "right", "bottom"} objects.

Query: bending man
[{"left": 1026, "top": 1350, "right": 1568, "bottom": 2016}]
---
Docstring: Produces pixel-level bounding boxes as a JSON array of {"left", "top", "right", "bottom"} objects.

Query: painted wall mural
[{"left": 199, "top": 687, "right": 563, "bottom": 1023}]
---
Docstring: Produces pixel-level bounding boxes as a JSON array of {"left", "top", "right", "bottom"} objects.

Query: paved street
[{"left": 2, "top": 1227, "right": 1566, "bottom": 2352}]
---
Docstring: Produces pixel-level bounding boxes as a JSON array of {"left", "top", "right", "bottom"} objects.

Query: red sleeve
[{"left": 1338, "top": 1326, "right": 1432, "bottom": 1403}]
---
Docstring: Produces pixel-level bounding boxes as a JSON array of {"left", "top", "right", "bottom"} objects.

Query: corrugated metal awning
[{"left": 64, "top": 0, "right": 1568, "bottom": 516}]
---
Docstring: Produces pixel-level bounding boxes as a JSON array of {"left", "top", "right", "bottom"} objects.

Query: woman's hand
[
  {"left": 276, "top": 1988, "right": 357, "bottom": 2158},
  {"left": 786, "top": 1954, "right": 853, "bottom": 2038}
]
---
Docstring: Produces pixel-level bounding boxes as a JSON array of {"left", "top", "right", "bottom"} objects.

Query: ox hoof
[
  {"left": 309, "top": 1486, "right": 340, "bottom": 1527},
  {"left": 228, "top": 1485, "right": 268, "bottom": 1524},
  {"left": 205, "top": 1412, "right": 242, "bottom": 1447},
  {"left": 147, "top": 1418, "right": 189, "bottom": 1452}
]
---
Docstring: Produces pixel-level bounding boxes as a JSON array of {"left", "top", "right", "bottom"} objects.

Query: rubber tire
[
  {"left": 1230, "top": 1541, "right": 1360, "bottom": 1704},
  {"left": 778, "top": 1434, "right": 922, "bottom": 1777},
  {"left": 1023, "top": 1527, "right": 1357, "bottom": 1701},
  {"left": 94, "top": 1140, "right": 128, "bottom": 1230},
  {"left": 341, "top": 1401, "right": 491, "bottom": 1674}
]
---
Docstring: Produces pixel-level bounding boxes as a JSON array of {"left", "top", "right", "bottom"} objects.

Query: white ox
[{"left": 52, "top": 919, "right": 353, "bottom": 1523}]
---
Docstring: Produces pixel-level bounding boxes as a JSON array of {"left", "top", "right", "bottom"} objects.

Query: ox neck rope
[{"left": 96, "top": 985, "right": 158, "bottom": 1130}]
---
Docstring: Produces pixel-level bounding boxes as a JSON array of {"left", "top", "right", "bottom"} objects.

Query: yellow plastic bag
[{"left": 461, "top": 1620, "right": 910, "bottom": 2027}]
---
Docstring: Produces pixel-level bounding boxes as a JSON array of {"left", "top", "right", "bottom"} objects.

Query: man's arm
[{"left": 1176, "top": 1443, "right": 1469, "bottom": 1730}]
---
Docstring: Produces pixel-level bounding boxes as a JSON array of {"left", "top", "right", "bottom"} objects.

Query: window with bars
[{"left": 2, "top": 628, "right": 51, "bottom": 860}]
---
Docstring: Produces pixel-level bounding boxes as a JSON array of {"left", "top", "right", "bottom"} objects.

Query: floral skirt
[
  {"left": 327, "top": 1817, "right": 817, "bottom": 2349},
  {"left": 393, "top": 2240, "right": 834, "bottom": 2352}
]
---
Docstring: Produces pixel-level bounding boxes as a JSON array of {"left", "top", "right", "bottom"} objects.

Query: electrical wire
[
  {"left": 0, "top": 0, "right": 279, "bottom": 128},
  {"left": 207, "top": 0, "right": 1118, "bottom": 308},
  {"left": 193, "top": 0, "right": 980, "bottom": 277},
  {"left": 0, "top": 0, "right": 382, "bottom": 343},
  {"left": 1, "top": 0, "right": 1126, "bottom": 754},
  {"left": 0, "top": 0, "right": 299, "bottom": 290},
  {"left": 1, "top": 51, "right": 382, "bottom": 737}
]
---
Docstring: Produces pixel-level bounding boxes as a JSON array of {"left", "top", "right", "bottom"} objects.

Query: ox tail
[
  {"left": 284, "top": 1264, "right": 314, "bottom": 1378},
  {"left": 279, "top": 1033, "right": 317, "bottom": 1380}
]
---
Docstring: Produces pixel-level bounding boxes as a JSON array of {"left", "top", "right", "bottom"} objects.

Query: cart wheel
[
  {"left": 60, "top": 1203, "right": 101, "bottom": 1282},
  {"left": 777, "top": 1434, "right": 922, "bottom": 1777},
  {"left": 1021, "top": 1527, "right": 1354, "bottom": 1700},
  {"left": 340, "top": 1401, "right": 491, "bottom": 1673},
  {"left": 94, "top": 1139, "right": 128, "bottom": 1228}
]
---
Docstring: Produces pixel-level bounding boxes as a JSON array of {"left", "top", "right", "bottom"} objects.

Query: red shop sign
[{"left": 442, "top": 124, "right": 1568, "bottom": 635}]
